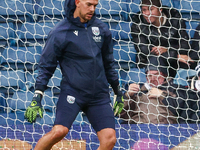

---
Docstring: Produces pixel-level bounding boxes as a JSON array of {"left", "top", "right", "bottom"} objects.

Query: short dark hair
[
  {"left": 141, "top": 0, "right": 162, "bottom": 7},
  {"left": 145, "top": 56, "right": 168, "bottom": 76}
]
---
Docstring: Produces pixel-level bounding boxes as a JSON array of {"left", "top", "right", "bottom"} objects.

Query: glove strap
[
  {"left": 35, "top": 90, "right": 44, "bottom": 96},
  {"left": 32, "top": 90, "right": 43, "bottom": 103}
]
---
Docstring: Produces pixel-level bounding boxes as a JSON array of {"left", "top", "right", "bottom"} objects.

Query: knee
[
  {"left": 98, "top": 128, "right": 116, "bottom": 149},
  {"left": 51, "top": 125, "right": 69, "bottom": 140},
  {"left": 103, "top": 131, "right": 116, "bottom": 147},
  {"left": 107, "top": 134, "right": 116, "bottom": 147}
]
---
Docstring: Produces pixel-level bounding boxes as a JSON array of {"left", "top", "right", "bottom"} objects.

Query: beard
[{"left": 79, "top": 11, "right": 93, "bottom": 22}]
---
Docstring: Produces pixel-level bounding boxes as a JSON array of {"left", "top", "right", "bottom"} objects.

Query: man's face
[
  {"left": 146, "top": 70, "right": 166, "bottom": 87},
  {"left": 141, "top": 5, "right": 162, "bottom": 25},
  {"left": 76, "top": 0, "right": 98, "bottom": 23}
]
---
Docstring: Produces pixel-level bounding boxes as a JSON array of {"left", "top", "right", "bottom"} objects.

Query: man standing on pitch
[{"left": 24, "top": 0, "right": 124, "bottom": 149}]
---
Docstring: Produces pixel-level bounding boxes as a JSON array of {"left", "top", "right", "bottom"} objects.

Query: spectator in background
[
  {"left": 131, "top": 0, "right": 193, "bottom": 77},
  {"left": 120, "top": 57, "right": 200, "bottom": 124}
]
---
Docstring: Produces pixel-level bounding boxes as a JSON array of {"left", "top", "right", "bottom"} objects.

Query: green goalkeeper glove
[
  {"left": 25, "top": 90, "right": 43, "bottom": 123},
  {"left": 113, "top": 89, "right": 124, "bottom": 116}
]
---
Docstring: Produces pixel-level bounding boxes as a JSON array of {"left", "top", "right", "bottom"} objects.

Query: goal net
[{"left": 0, "top": 0, "right": 200, "bottom": 149}]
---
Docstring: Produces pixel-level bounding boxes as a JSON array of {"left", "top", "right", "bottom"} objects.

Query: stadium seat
[
  {"left": 0, "top": 0, "right": 34, "bottom": 23},
  {"left": 36, "top": 0, "right": 65, "bottom": 22},
  {"left": 112, "top": 22, "right": 133, "bottom": 43},
  {"left": 124, "top": 68, "right": 147, "bottom": 89},
  {"left": 7, "top": 90, "right": 58, "bottom": 113},
  {"left": 113, "top": 44, "right": 136, "bottom": 69},
  {"left": 173, "top": 69, "right": 196, "bottom": 86},
  {"left": 32, "top": 0, "right": 43, "bottom": 14},
  {"left": 112, "top": 22, "right": 137, "bottom": 69},
  {"left": 96, "top": 0, "right": 128, "bottom": 31},
  {"left": 0, "top": 111, "right": 27, "bottom": 125},
  {"left": 161, "top": 0, "right": 174, "bottom": 7},
  {"left": 0, "top": 111, "right": 55, "bottom": 125},
  {"left": 0, "top": 93, "right": 6, "bottom": 112},
  {"left": 126, "top": 0, "right": 141, "bottom": 21},
  {"left": 7, "top": 91, "right": 32, "bottom": 111},
  {"left": 0, "top": 70, "right": 26, "bottom": 93},
  {"left": 0, "top": 23, "right": 15, "bottom": 53},
  {"left": 1, "top": 46, "right": 42, "bottom": 71},
  {"left": 17, "top": 22, "right": 57, "bottom": 46},
  {"left": 115, "top": 69, "right": 129, "bottom": 87},
  {"left": 173, "top": 0, "right": 200, "bottom": 19},
  {"left": 25, "top": 70, "right": 38, "bottom": 91},
  {"left": 185, "top": 21, "right": 200, "bottom": 39},
  {"left": 26, "top": 68, "right": 62, "bottom": 94}
]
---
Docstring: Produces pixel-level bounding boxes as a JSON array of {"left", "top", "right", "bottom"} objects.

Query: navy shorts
[{"left": 54, "top": 90, "right": 115, "bottom": 132}]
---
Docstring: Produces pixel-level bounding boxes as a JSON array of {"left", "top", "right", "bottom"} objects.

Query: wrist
[
  {"left": 111, "top": 80, "right": 120, "bottom": 95},
  {"left": 115, "top": 86, "right": 123, "bottom": 96},
  {"left": 32, "top": 90, "right": 43, "bottom": 102}
]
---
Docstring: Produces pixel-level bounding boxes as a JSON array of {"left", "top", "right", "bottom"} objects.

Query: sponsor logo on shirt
[{"left": 93, "top": 36, "right": 101, "bottom": 42}]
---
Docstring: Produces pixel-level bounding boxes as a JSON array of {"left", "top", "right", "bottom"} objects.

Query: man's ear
[{"left": 75, "top": 0, "right": 80, "bottom": 7}]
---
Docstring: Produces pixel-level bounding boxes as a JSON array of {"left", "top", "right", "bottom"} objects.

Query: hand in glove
[
  {"left": 113, "top": 89, "right": 124, "bottom": 116},
  {"left": 25, "top": 91, "right": 43, "bottom": 123}
]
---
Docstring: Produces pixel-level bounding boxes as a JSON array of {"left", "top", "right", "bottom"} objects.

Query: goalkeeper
[{"left": 24, "top": 0, "right": 124, "bottom": 149}]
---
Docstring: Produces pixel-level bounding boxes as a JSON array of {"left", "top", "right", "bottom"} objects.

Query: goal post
[{"left": 0, "top": 0, "right": 200, "bottom": 149}]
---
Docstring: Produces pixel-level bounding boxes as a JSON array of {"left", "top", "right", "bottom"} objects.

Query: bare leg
[
  {"left": 34, "top": 125, "right": 69, "bottom": 150},
  {"left": 97, "top": 128, "right": 116, "bottom": 150}
]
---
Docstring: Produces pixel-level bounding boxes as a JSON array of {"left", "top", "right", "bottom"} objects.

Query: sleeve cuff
[
  {"left": 35, "top": 84, "right": 47, "bottom": 92},
  {"left": 110, "top": 80, "right": 119, "bottom": 95}
]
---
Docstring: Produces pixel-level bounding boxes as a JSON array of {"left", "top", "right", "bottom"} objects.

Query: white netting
[{"left": 0, "top": 0, "right": 200, "bottom": 149}]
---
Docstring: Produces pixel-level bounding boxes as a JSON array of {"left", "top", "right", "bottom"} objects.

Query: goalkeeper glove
[
  {"left": 25, "top": 90, "right": 43, "bottom": 123},
  {"left": 113, "top": 87, "right": 124, "bottom": 116}
]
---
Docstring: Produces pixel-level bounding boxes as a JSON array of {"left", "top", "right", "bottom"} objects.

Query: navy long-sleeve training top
[{"left": 35, "top": 0, "right": 119, "bottom": 104}]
